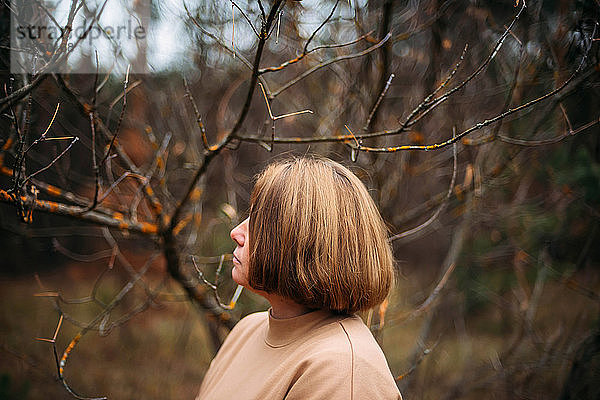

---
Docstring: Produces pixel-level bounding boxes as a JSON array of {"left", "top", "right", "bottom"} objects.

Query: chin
[{"left": 231, "top": 267, "right": 247, "bottom": 287}]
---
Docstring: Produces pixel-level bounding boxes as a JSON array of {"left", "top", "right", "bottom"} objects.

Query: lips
[{"left": 232, "top": 252, "right": 240, "bottom": 265}]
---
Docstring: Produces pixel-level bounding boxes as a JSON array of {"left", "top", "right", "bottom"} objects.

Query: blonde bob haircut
[{"left": 248, "top": 156, "right": 394, "bottom": 314}]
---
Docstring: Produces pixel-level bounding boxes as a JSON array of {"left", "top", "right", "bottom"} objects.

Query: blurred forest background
[{"left": 0, "top": 0, "right": 599, "bottom": 399}]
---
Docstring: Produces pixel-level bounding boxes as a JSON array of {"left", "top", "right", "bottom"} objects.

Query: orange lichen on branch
[
  {"left": 44, "top": 184, "right": 63, "bottom": 197},
  {"left": 59, "top": 332, "right": 82, "bottom": 376},
  {"left": 144, "top": 185, "right": 163, "bottom": 214},
  {"left": 0, "top": 189, "right": 13, "bottom": 202},
  {"left": 38, "top": 198, "right": 60, "bottom": 213},
  {"left": 0, "top": 188, "right": 159, "bottom": 235},
  {"left": 263, "top": 54, "right": 303, "bottom": 73},
  {"left": 139, "top": 221, "right": 158, "bottom": 234},
  {"left": 396, "top": 371, "right": 409, "bottom": 381},
  {"left": 0, "top": 137, "right": 14, "bottom": 166},
  {"left": 173, "top": 213, "right": 192, "bottom": 236},
  {"left": 1, "top": 136, "right": 13, "bottom": 151},
  {"left": 0, "top": 165, "right": 13, "bottom": 176},
  {"left": 0, "top": 159, "right": 72, "bottom": 200},
  {"left": 190, "top": 187, "right": 203, "bottom": 202},
  {"left": 82, "top": 102, "right": 93, "bottom": 114}
]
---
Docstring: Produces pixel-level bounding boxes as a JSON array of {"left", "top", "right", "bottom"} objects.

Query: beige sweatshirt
[{"left": 196, "top": 309, "right": 402, "bottom": 400}]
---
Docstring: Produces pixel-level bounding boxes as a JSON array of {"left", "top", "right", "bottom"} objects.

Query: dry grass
[{"left": 0, "top": 265, "right": 215, "bottom": 400}]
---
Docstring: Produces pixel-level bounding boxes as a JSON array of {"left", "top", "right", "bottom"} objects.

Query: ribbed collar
[{"left": 264, "top": 308, "right": 340, "bottom": 348}]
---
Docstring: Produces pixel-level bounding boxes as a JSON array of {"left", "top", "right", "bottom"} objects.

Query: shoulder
[
  {"left": 321, "top": 315, "right": 395, "bottom": 371},
  {"left": 287, "top": 314, "right": 401, "bottom": 399},
  {"left": 283, "top": 320, "right": 353, "bottom": 400},
  {"left": 301, "top": 314, "right": 381, "bottom": 358},
  {"left": 294, "top": 314, "right": 383, "bottom": 362},
  {"left": 338, "top": 315, "right": 389, "bottom": 359},
  {"left": 339, "top": 315, "right": 402, "bottom": 399}
]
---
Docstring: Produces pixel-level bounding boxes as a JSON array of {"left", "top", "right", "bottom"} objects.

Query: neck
[{"left": 266, "top": 294, "right": 312, "bottom": 319}]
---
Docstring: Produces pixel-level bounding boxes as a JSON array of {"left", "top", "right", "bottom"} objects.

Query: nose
[{"left": 230, "top": 218, "right": 248, "bottom": 247}]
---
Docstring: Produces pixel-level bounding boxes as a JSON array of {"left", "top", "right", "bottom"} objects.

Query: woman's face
[{"left": 230, "top": 217, "right": 250, "bottom": 288}]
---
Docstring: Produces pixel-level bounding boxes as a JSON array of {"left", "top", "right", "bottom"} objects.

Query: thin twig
[
  {"left": 353, "top": 48, "right": 592, "bottom": 153},
  {"left": 497, "top": 117, "right": 599, "bottom": 146},
  {"left": 238, "top": 43, "right": 466, "bottom": 144},
  {"left": 183, "top": 77, "right": 209, "bottom": 150},
  {"left": 404, "top": 2, "right": 527, "bottom": 127},
  {"left": 53, "top": 74, "right": 163, "bottom": 215},
  {"left": 23, "top": 102, "right": 61, "bottom": 154},
  {"left": 171, "top": 0, "right": 285, "bottom": 231},
  {"left": 396, "top": 339, "right": 439, "bottom": 381},
  {"left": 191, "top": 255, "right": 244, "bottom": 310},
  {"left": 259, "top": 30, "right": 374, "bottom": 74},
  {"left": 86, "top": 52, "right": 101, "bottom": 212},
  {"left": 20, "top": 137, "right": 79, "bottom": 187},
  {"left": 36, "top": 315, "right": 107, "bottom": 400},
  {"left": 232, "top": 0, "right": 260, "bottom": 38},
  {"left": 99, "top": 65, "right": 131, "bottom": 168},
  {"left": 270, "top": 33, "right": 392, "bottom": 98},
  {"left": 96, "top": 172, "right": 148, "bottom": 206},
  {"left": 129, "top": 133, "right": 171, "bottom": 221},
  {"left": 390, "top": 128, "right": 458, "bottom": 241},
  {"left": 303, "top": 0, "right": 341, "bottom": 55},
  {"left": 363, "top": 73, "right": 394, "bottom": 131}
]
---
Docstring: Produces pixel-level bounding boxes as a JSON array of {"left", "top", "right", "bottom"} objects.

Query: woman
[{"left": 197, "top": 156, "right": 401, "bottom": 400}]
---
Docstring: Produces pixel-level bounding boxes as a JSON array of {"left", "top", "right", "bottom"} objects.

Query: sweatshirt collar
[{"left": 264, "top": 308, "right": 338, "bottom": 348}]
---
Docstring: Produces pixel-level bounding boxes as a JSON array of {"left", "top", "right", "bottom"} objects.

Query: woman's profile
[{"left": 196, "top": 156, "right": 402, "bottom": 400}]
